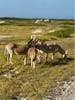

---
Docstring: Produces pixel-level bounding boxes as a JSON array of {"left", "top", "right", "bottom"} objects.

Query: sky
[{"left": 0, "top": 0, "right": 74, "bottom": 19}]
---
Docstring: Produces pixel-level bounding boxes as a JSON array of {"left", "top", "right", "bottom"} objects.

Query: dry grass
[{"left": 0, "top": 19, "right": 74, "bottom": 100}]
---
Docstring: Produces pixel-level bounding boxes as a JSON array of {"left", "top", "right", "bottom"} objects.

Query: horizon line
[{"left": 0, "top": 17, "right": 74, "bottom": 20}]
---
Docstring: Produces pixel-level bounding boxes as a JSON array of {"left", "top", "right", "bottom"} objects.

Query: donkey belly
[
  {"left": 44, "top": 48, "right": 53, "bottom": 53},
  {"left": 14, "top": 48, "right": 27, "bottom": 55}
]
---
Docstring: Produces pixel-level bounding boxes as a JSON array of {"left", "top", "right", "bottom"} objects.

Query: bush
[{"left": 47, "top": 27, "right": 74, "bottom": 38}]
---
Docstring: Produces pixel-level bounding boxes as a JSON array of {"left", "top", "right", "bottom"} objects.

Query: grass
[
  {"left": 0, "top": 18, "right": 74, "bottom": 100},
  {"left": 0, "top": 56, "right": 74, "bottom": 99},
  {"left": 46, "top": 27, "right": 74, "bottom": 38}
]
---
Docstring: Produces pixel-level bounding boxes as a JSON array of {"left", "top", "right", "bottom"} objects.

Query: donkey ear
[
  {"left": 65, "top": 50, "right": 68, "bottom": 54},
  {"left": 33, "top": 35, "right": 36, "bottom": 40},
  {"left": 31, "top": 35, "right": 33, "bottom": 39}
]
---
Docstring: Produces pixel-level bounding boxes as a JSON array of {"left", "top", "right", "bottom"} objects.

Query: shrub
[{"left": 47, "top": 27, "right": 74, "bottom": 38}]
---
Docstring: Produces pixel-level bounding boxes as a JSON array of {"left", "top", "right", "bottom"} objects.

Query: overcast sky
[{"left": 0, "top": 0, "right": 74, "bottom": 19}]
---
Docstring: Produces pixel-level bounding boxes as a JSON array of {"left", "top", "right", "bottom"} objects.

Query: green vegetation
[
  {"left": 0, "top": 18, "right": 74, "bottom": 100},
  {"left": 47, "top": 27, "right": 74, "bottom": 38}
]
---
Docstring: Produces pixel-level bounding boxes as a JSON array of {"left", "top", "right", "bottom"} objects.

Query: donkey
[
  {"left": 27, "top": 47, "right": 37, "bottom": 68},
  {"left": 35, "top": 42, "right": 68, "bottom": 62},
  {"left": 4, "top": 42, "right": 37, "bottom": 68},
  {"left": 27, "top": 37, "right": 43, "bottom": 63}
]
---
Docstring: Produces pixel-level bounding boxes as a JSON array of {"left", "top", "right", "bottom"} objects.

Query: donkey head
[
  {"left": 28, "top": 37, "right": 38, "bottom": 47},
  {"left": 31, "top": 35, "right": 36, "bottom": 40},
  {"left": 62, "top": 50, "right": 68, "bottom": 59}
]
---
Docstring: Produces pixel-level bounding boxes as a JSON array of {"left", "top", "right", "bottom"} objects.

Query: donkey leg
[
  {"left": 9, "top": 51, "right": 13, "bottom": 65},
  {"left": 31, "top": 59, "right": 33, "bottom": 67},
  {"left": 37, "top": 54, "right": 41, "bottom": 63},
  {"left": 51, "top": 53, "right": 55, "bottom": 60},
  {"left": 33, "top": 61, "right": 35, "bottom": 69},
  {"left": 24, "top": 57, "right": 27, "bottom": 65},
  {"left": 4, "top": 47, "right": 9, "bottom": 64},
  {"left": 7, "top": 54, "right": 9, "bottom": 64},
  {"left": 46, "top": 53, "right": 48, "bottom": 62}
]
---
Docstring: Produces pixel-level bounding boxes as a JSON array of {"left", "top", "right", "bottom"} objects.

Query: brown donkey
[
  {"left": 27, "top": 47, "right": 37, "bottom": 68},
  {"left": 4, "top": 42, "right": 37, "bottom": 68}
]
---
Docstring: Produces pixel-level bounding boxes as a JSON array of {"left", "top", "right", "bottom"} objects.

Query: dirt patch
[{"left": 0, "top": 35, "right": 18, "bottom": 39}]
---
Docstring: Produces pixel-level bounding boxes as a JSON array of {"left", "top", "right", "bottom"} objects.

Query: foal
[
  {"left": 4, "top": 42, "right": 37, "bottom": 68},
  {"left": 27, "top": 47, "right": 37, "bottom": 68}
]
